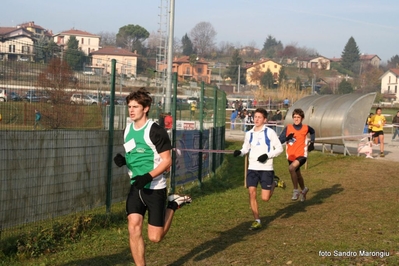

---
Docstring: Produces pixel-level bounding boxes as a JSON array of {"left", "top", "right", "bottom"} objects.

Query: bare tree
[
  {"left": 146, "top": 31, "right": 164, "bottom": 51},
  {"left": 145, "top": 31, "right": 164, "bottom": 57},
  {"left": 36, "top": 58, "right": 80, "bottom": 129},
  {"left": 173, "top": 36, "right": 181, "bottom": 55},
  {"left": 217, "top": 41, "right": 236, "bottom": 57},
  {"left": 295, "top": 46, "right": 318, "bottom": 58},
  {"left": 244, "top": 41, "right": 260, "bottom": 59},
  {"left": 190, "top": 21, "right": 217, "bottom": 57},
  {"left": 98, "top": 31, "right": 117, "bottom": 47}
]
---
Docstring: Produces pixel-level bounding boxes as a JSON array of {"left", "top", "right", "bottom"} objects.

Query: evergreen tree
[
  {"left": 64, "top": 36, "right": 86, "bottom": 71},
  {"left": 260, "top": 69, "right": 274, "bottom": 89},
  {"left": 341, "top": 37, "right": 360, "bottom": 71},
  {"left": 338, "top": 79, "right": 353, "bottom": 94},
  {"left": 295, "top": 76, "right": 302, "bottom": 91},
  {"left": 35, "top": 38, "right": 59, "bottom": 63},
  {"left": 387, "top": 55, "right": 399, "bottom": 69},
  {"left": 226, "top": 49, "right": 245, "bottom": 85},
  {"left": 116, "top": 24, "right": 149, "bottom": 52},
  {"left": 278, "top": 66, "right": 287, "bottom": 86},
  {"left": 262, "top": 35, "right": 283, "bottom": 59},
  {"left": 181, "top": 34, "right": 194, "bottom": 56}
]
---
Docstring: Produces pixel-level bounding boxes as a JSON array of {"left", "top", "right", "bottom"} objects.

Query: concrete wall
[{"left": 0, "top": 130, "right": 127, "bottom": 229}]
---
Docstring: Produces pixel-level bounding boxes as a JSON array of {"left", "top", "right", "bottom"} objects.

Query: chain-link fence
[{"left": 0, "top": 53, "right": 227, "bottom": 238}]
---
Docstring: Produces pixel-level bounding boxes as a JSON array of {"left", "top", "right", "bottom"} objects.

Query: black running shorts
[
  {"left": 288, "top": 156, "right": 307, "bottom": 171},
  {"left": 246, "top": 170, "right": 275, "bottom": 190},
  {"left": 126, "top": 185, "right": 167, "bottom": 227}
]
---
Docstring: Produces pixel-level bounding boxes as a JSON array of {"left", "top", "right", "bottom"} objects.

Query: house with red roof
[
  {"left": 329, "top": 54, "right": 380, "bottom": 68},
  {"left": 89, "top": 46, "right": 138, "bottom": 77},
  {"left": 158, "top": 56, "right": 211, "bottom": 83},
  {"left": 53, "top": 28, "right": 100, "bottom": 55},
  {"left": 0, "top": 27, "right": 35, "bottom": 61},
  {"left": 296, "top": 56, "right": 331, "bottom": 70},
  {"left": 18, "top": 21, "right": 52, "bottom": 40},
  {"left": 246, "top": 59, "right": 281, "bottom": 86},
  {"left": 360, "top": 54, "right": 381, "bottom": 68},
  {"left": 380, "top": 68, "right": 399, "bottom": 102}
]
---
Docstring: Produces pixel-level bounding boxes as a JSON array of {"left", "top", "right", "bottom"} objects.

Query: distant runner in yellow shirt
[{"left": 369, "top": 107, "right": 386, "bottom": 157}]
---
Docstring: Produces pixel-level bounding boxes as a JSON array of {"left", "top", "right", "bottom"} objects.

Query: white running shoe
[
  {"left": 300, "top": 187, "right": 309, "bottom": 202},
  {"left": 168, "top": 194, "right": 192, "bottom": 208},
  {"left": 292, "top": 189, "right": 300, "bottom": 201}
]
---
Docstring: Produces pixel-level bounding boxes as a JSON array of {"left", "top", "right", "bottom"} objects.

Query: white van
[{"left": 0, "top": 88, "right": 7, "bottom": 102}]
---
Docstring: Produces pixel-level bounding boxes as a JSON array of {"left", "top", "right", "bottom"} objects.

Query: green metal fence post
[
  {"left": 170, "top": 72, "right": 178, "bottom": 194},
  {"left": 198, "top": 81, "right": 204, "bottom": 187},
  {"left": 106, "top": 59, "right": 116, "bottom": 213},
  {"left": 212, "top": 86, "right": 217, "bottom": 173},
  {"left": 221, "top": 90, "right": 226, "bottom": 164}
]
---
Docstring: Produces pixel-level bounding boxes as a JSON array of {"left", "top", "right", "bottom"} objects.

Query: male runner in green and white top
[{"left": 114, "top": 88, "right": 191, "bottom": 266}]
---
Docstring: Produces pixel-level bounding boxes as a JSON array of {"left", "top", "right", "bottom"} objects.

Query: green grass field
[{"left": 1, "top": 140, "right": 398, "bottom": 266}]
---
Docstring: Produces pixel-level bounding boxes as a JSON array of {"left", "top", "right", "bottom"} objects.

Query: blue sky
[{"left": 2, "top": 0, "right": 398, "bottom": 63}]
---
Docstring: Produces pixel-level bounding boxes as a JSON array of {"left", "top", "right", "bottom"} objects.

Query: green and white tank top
[{"left": 124, "top": 120, "right": 171, "bottom": 189}]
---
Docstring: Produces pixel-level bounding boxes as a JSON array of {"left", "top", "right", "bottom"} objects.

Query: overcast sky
[{"left": 2, "top": 0, "right": 398, "bottom": 63}]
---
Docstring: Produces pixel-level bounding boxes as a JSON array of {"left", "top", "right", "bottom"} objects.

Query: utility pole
[
  {"left": 237, "top": 64, "right": 241, "bottom": 93},
  {"left": 165, "top": 0, "right": 175, "bottom": 113}
]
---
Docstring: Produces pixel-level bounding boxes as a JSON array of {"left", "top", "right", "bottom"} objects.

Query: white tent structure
[{"left": 284, "top": 93, "right": 376, "bottom": 155}]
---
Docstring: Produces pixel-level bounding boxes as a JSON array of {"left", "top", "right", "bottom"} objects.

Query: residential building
[
  {"left": 53, "top": 29, "right": 100, "bottom": 55},
  {"left": 360, "top": 54, "right": 380, "bottom": 68},
  {"left": 18, "top": 21, "right": 52, "bottom": 40},
  {"left": 158, "top": 56, "right": 211, "bottom": 83},
  {"left": 246, "top": 59, "right": 282, "bottom": 86},
  {"left": 239, "top": 46, "right": 261, "bottom": 56},
  {"left": 89, "top": 46, "right": 138, "bottom": 77},
  {"left": 0, "top": 27, "right": 35, "bottom": 61},
  {"left": 297, "top": 56, "right": 331, "bottom": 70},
  {"left": 380, "top": 68, "right": 399, "bottom": 102},
  {"left": 328, "top": 54, "right": 380, "bottom": 68}
]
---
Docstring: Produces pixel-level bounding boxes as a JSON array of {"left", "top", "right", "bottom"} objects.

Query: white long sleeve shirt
[{"left": 240, "top": 125, "right": 283, "bottom": 171}]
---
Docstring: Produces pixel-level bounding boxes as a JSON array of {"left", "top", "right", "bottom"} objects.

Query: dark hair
[
  {"left": 254, "top": 107, "right": 268, "bottom": 119},
  {"left": 292, "top": 108, "right": 305, "bottom": 119},
  {"left": 375, "top": 107, "right": 382, "bottom": 112},
  {"left": 126, "top": 87, "right": 152, "bottom": 116}
]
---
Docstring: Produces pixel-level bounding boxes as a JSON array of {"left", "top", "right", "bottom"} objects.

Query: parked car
[
  {"left": 187, "top": 97, "right": 198, "bottom": 104},
  {"left": 83, "top": 71, "right": 95, "bottom": 75},
  {"left": 116, "top": 97, "right": 126, "bottom": 105},
  {"left": 17, "top": 57, "right": 29, "bottom": 62},
  {"left": 10, "top": 91, "right": 22, "bottom": 101},
  {"left": 101, "top": 95, "right": 117, "bottom": 105},
  {"left": 23, "top": 90, "right": 40, "bottom": 102},
  {"left": 70, "top": 94, "right": 98, "bottom": 105},
  {"left": 0, "top": 88, "right": 7, "bottom": 102}
]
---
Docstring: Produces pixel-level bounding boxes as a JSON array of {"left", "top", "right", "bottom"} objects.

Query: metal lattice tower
[{"left": 156, "top": 0, "right": 169, "bottom": 96}]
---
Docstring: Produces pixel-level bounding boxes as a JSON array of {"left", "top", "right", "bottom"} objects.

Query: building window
[
  {"left": 185, "top": 67, "right": 191, "bottom": 75},
  {"left": 97, "top": 59, "right": 102, "bottom": 65},
  {"left": 127, "top": 60, "right": 132, "bottom": 66},
  {"left": 88, "top": 39, "right": 90, "bottom": 45},
  {"left": 9, "top": 45, "right": 15, "bottom": 53},
  {"left": 395, "top": 86, "right": 397, "bottom": 93},
  {"left": 389, "top": 76, "right": 391, "bottom": 83},
  {"left": 197, "top": 67, "right": 202, "bottom": 74},
  {"left": 81, "top": 38, "right": 84, "bottom": 44},
  {"left": 22, "top": 46, "right": 30, "bottom": 54},
  {"left": 388, "top": 86, "right": 390, "bottom": 93}
]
